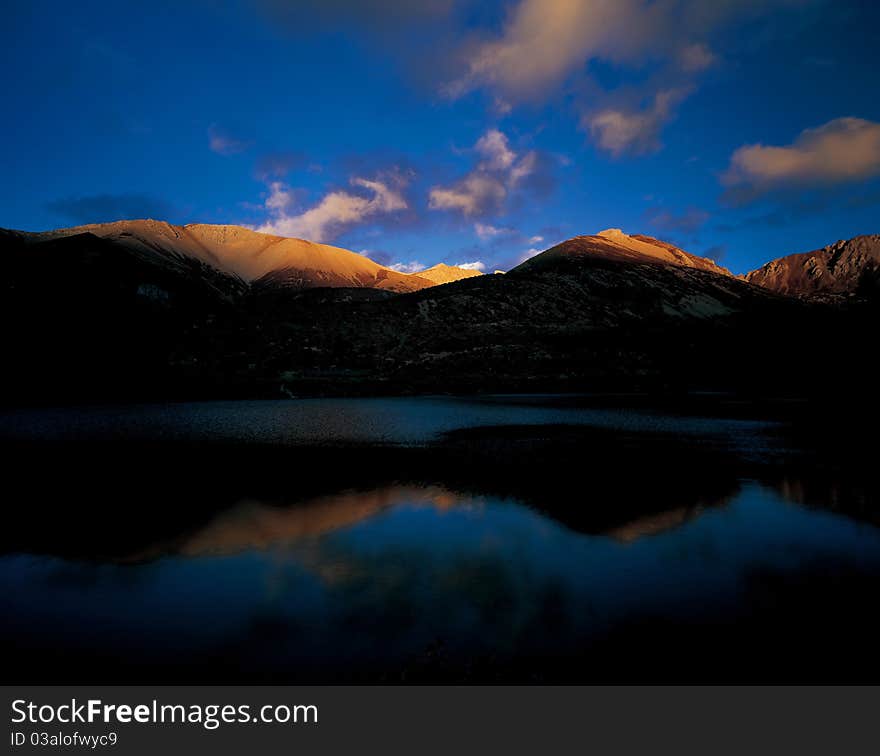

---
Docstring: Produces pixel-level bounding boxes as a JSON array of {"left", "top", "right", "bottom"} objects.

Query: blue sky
[{"left": 2, "top": 0, "right": 879, "bottom": 274}]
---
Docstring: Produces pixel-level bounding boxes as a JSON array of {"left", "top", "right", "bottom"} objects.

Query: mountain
[
  {"left": 242, "top": 229, "right": 800, "bottom": 398},
  {"left": 745, "top": 234, "right": 880, "bottom": 298},
  {"left": 9, "top": 220, "right": 433, "bottom": 293},
  {"left": 515, "top": 229, "right": 731, "bottom": 277},
  {"left": 2, "top": 223, "right": 874, "bottom": 403},
  {"left": 411, "top": 263, "right": 483, "bottom": 285}
]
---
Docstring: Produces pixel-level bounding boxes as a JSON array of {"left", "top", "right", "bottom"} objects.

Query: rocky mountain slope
[{"left": 746, "top": 234, "right": 880, "bottom": 298}]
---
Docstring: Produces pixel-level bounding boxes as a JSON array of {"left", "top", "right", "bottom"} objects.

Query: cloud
[
  {"left": 444, "top": 0, "right": 660, "bottom": 101},
  {"left": 260, "top": 0, "right": 818, "bottom": 129},
  {"left": 518, "top": 247, "right": 545, "bottom": 263},
  {"left": 474, "top": 222, "right": 513, "bottom": 239},
  {"left": 678, "top": 42, "right": 717, "bottom": 72},
  {"left": 429, "top": 129, "right": 539, "bottom": 218},
  {"left": 208, "top": 124, "right": 250, "bottom": 156},
  {"left": 429, "top": 174, "right": 507, "bottom": 217},
  {"left": 46, "top": 193, "right": 177, "bottom": 225},
  {"left": 454, "top": 261, "right": 486, "bottom": 271},
  {"left": 443, "top": 0, "right": 800, "bottom": 102},
  {"left": 509, "top": 150, "right": 538, "bottom": 185},
  {"left": 646, "top": 206, "right": 710, "bottom": 233},
  {"left": 264, "top": 181, "right": 296, "bottom": 212},
  {"left": 447, "top": 223, "right": 562, "bottom": 273},
  {"left": 475, "top": 129, "right": 516, "bottom": 171},
  {"left": 722, "top": 117, "right": 880, "bottom": 200},
  {"left": 586, "top": 87, "right": 692, "bottom": 157},
  {"left": 388, "top": 260, "right": 426, "bottom": 273},
  {"left": 257, "top": 173, "right": 408, "bottom": 242},
  {"left": 442, "top": 0, "right": 813, "bottom": 156}
]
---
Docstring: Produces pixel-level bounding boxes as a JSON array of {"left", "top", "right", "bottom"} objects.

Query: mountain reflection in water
[
  {"left": 3, "top": 481, "right": 880, "bottom": 683},
  {"left": 1, "top": 396, "right": 878, "bottom": 682}
]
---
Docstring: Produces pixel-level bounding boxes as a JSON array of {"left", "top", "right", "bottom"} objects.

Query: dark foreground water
[{"left": 2, "top": 396, "right": 878, "bottom": 682}]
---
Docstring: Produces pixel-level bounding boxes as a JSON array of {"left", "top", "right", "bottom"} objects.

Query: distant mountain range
[
  {"left": 4, "top": 220, "right": 479, "bottom": 293},
  {"left": 1, "top": 221, "right": 876, "bottom": 402},
  {"left": 8, "top": 219, "right": 878, "bottom": 298}
]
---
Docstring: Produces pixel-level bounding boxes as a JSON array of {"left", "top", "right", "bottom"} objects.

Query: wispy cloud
[
  {"left": 429, "top": 129, "right": 538, "bottom": 218},
  {"left": 474, "top": 222, "right": 511, "bottom": 239},
  {"left": 517, "top": 246, "right": 545, "bottom": 263},
  {"left": 454, "top": 261, "right": 486, "bottom": 271},
  {"left": 257, "top": 172, "right": 409, "bottom": 242},
  {"left": 388, "top": 260, "right": 426, "bottom": 273},
  {"left": 586, "top": 87, "right": 692, "bottom": 157},
  {"left": 429, "top": 174, "right": 507, "bottom": 217},
  {"left": 475, "top": 129, "right": 517, "bottom": 171},
  {"left": 722, "top": 117, "right": 880, "bottom": 202},
  {"left": 446, "top": 0, "right": 813, "bottom": 101},
  {"left": 678, "top": 42, "right": 717, "bottom": 73},
  {"left": 444, "top": 0, "right": 657, "bottom": 102},
  {"left": 443, "top": 0, "right": 811, "bottom": 158}
]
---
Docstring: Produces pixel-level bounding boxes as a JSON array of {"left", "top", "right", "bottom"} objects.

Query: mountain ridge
[
  {"left": 8, "top": 220, "right": 438, "bottom": 292},
  {"left": 8, "top": 221, "right": 879, "bottom": 301},
  {"left": 513, "top": 229, "right": 732, "bottom": 278},
  {"left": 745, "top": 234, "right": 880, "bottom": 298},
  {"left": 3, "top": 220, "right": 876, "bottom": 403}
]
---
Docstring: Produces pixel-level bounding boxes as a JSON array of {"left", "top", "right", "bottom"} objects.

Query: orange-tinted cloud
[
  {"left": 444, "top": 0, "right": 664, "bottom": 101},
  {"left": 587, "top": 88, "right": 692, "bottom": 157},
  {"left": 722, "top": 117, "right": 880, "bottom": 200},
  {"left": 258, "top": 173, "right": 408, "bottom": 242}
]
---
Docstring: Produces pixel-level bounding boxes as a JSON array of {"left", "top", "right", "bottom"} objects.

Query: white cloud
[
  {"left": 474, "top": 222, "right": 517, "bottom": 239},
  {"left": 518, "top": 247, "right": 544, "bottom": 263},
  {"left": 265, "top": 181, "right": 294, "bottom": 211},
  {"left": 475, "top": 129, "right": 517, "bottom": 171},
  {"left": 455, "top": 261, "right": 486, "bottom": 271},
  {"left": 429, "top": 129, "right": 538, "bottom": 218},
  {"left": 257, "top": 174, "right": 408, "bottom": 242},
  {"left": 528, "top": 235, "right": 544, "bottom": 244},
  {"left": 587, "top": 87, "right": 691, "bottom": 157},
  {"left": 389, "top": 261, "right": 426, "bottom": 273},
  {"left": 509, "top": 150, "right": 537, "bottom": 185},
  {"left": 722, "top": 117, "right": 880, "bottom": 195}
]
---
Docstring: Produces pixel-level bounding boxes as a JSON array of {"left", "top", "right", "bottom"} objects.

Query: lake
[{"left": 2, "top": 395, "right": 878, "bottom": 682}]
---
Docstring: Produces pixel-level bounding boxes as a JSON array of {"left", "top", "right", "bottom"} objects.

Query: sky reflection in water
[{"left": 3, "top": 482, "right": 880, "bottom": 675}]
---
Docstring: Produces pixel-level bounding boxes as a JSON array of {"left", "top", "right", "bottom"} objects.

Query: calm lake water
[
  {"left": 1, "top": 396, "right": 878, "bottom": 681},
  {"left": 0, "top": 395, "right": 780, "bottom": 448}
]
